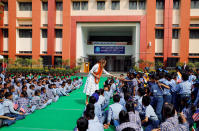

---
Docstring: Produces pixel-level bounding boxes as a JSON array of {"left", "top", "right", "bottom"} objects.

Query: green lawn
[{"left": 1, "top": 77, "right": 115, "bottom": 131}]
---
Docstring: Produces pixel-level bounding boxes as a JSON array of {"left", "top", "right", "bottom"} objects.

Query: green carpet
[{"left": 1, "top": 77, "right": 115, "bottom": 131}]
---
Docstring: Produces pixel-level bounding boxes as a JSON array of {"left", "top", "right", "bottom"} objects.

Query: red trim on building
[
  {"left": 47, "top": 0, "right": 56, "bottom": 65},
  {"left": 180, "top": 0, "right": 190, "bottom": 63},
  {"left": 62, "top": 0, "right": 71, "bottom": 62},
  {"left": 8, "top": 0, "right": 16, "bottom": 60},
  {"left": 163, "top": 0, "right": 173, "bottom": 64},
  {"left": 146, "top": 0, "right": 156, "bottom": 63},
  {"left": 32, "top": 0, "right": 41, "bottom": 60}
]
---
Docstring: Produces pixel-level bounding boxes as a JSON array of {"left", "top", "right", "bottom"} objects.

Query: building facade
[{"left": 0, "top": 0, "right": 198, "bottom": 71}]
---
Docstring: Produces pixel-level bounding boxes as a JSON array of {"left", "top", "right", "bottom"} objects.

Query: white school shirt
[
  {"left": 145, "top": 105, "right": 158, "bottom": 120},
  {"left": 3, "top": 99, "right": 20, "bottom": 114},
  {"left": 87, "top": 119, "right": 104, "bottom": 131},
  {"left": 0, "top": 103, "right": 4, "bottom": 115}
]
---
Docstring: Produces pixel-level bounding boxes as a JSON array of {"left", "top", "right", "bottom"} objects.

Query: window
[
  {"left": 138, "top": 0, "right": 146, "bottom": 9},
  {"left": 129, "top": 0, "right": 137, "bottom": 10},
  {"left": 191, "top": 0, "right": 199, "bottom": 9},
  {"left": 42, "top": 29, "right": 47, "bottom": 38},
  {"left": 173, "top": 24, "right": 179, "bottom": 27},
  {"left": 19, "top": 29, "right": 32, "bottom": 38},
  {"left": 173, "top": 0, "right": 180, "bottom": 9},
  {"left": 156, "top": 0, "right": 164, "bottom": 9},
  {"left": 190, "top": 29, "right": 199, "bottom": 39},
  {"left": 19, "top": 2, "right": 32, "bottom": 11},
  {"left": 42, "top": 2, "right": 48, "bottom": 11},
  {"left": 56, "top": 2, "right": 63, "bottom": 11},
  {"left": 97, "top": 1, "right": 105, "bottom": 10},
  {"left": 156, "top": 24, "right": 164, "bottom": 27},
  {"left": 73, "top": 1, "right": 80, "bottom": 10},
  {"left": 155, "top": 29, "right": 164, "bottom": 39},
  {"left": 3, "top": 2, "right": 8, "bottom": 11},
  {"left": 172, "top": 29, "right": 179, "bottom": 39},
  {"left": 112, "top": 1, "right": 120, "bottom": 10},
  {"left": 55, "top": 29, "right": 62, "bottom": 38},
  {"left": 81, "top": 1, "right": 88, "bottom": 10},
  {"left": 2, "top": 29, "right": 8, "bottom": 38},
  {"left": 190, "top": 24, "right": 199, "bottom": 27}
]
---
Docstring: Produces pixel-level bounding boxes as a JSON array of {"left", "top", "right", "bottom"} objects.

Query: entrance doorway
[{"left": 88, "top": 56, "right": 132, "bottom": 72}]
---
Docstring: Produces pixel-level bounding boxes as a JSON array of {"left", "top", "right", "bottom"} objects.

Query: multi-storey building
[{"left": 0, "top": 0, "right": 198, "bottom": 72}]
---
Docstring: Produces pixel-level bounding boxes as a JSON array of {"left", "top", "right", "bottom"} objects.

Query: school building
[{"left": 0, "top": 0, "right": 199, "bottom": 72}]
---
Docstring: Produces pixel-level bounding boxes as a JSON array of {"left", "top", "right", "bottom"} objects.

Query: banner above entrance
[{"left": 94, "top": 46, "right": 125, "bottom": 54}]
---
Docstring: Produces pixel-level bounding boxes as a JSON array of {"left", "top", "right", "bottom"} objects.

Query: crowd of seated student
[
  {"left": 76, "top": 66, "right": 199, "bottom": 131},
  {"left": 0, "top": 72, "right": 83, "bottom": 127}
]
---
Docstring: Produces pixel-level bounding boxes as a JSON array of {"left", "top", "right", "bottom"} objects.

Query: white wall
[
  {"left": 55, "top": 38, "right": 62, "bottom": 52},
  {"left": 3, "top": 11, "right": 8, "bottom": 25},
  {"left": 16, "top": 30, "right": 32, "bottom": 53},
  {"left": 172, "top": 39, "right": 180, "bottom": 53},
  {"left": 173, "top": 10, "right": 180, "bottom": 24},
  {"left": 17, "top": 21, "right": 32, "bottom": 26},
  {"left": 71, "top": 0, "right": 146, "bottom": 16},
  {"left": 191, "top": 9, "right": 199, "bottom": 16},
  {"left": 41, "top": 11, "right": 48, "bottom": 26},
  {"left": 155, "top": 39, "right": 163, "bottom": 53},
  {"left": 3, "top": 38, "right": 8, "bottom": 51},
  {"left": 156, "top": 10, "right": 164, "bottom": 24},
  {"left": 189, "top": 39, "right": 199, "bottom": 53},
  {"left": 56, "top": 11, "right": 63, "bottom": 24},
  {"left": 40, "top": 38, "right": 47, "bottom": 54}
]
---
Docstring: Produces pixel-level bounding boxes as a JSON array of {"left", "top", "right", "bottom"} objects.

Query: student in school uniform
[
  {"left": 84, "top": 110, "right": 104, "bottom": 131},
  {"left": 17, "top": 91, "right": 36, "bottom": 115},
  {"left": 75, "top": 117, "right": 88, "bottom": 131},
  {"left": 47, "top": 84, "right": 59, "bottom": 102},
  {"left": 41, "top": 87, "right": 52, "bottom": 105},
  {"left": 102, "top": 85, "right": 111, "bottom": 110},
  {"left": 159, "top": 103, "right": 189, "bottom": 131},
  {"left": 78, "top": 77, "right": 83, "bottom": 86},
  {"left": 0, "top": 96, "right": 16, "bottom": 127},
  {"left": 149, "top": 75, "right": 164, "bottom": 122},
  {"left": 176, "top": 73, "right": 192, "bottom": 103},
  {"left": 8, "top": 86, "right": 18, "bottom": 102},
  {"left": 116, "top": 110, "right": 140, "bottom": 131},
  {"left": 158, "top": 72, "right": 172, "bottom": 104},
  {"left": 88, "top": 96, "right": 103, "bottom": 123},
  {"left": 31, "top": 90, "right": 47, "bottom": 109},
  {"left": 125, "top": 101, "right": 141, "bottom": 130},
  {"left": 141, "top": 96, "right": 159, "bottom": 131},
  {"left": 27, "top": 84, "right": 35, "bottom": 99},
  {"left": 104, "top": 94, "right": 123, "bottom": 128},
  {"left": 3, "top": 92, "right": 25, "bottom": 120},
  {"left": 56, "top": 83, "right": 68, "bottom": 96},
  {"left": 97, "top": 89, "right": 105, "bottom": 110}
]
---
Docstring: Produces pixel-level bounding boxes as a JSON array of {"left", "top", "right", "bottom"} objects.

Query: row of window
[
  {"left": 3, "top": 0, "right": 187, "bottom": 11},
  {"left": 2, "top": 29, "right": 62, "bottom": 38},
  {"left": 155, "top": 29, "right": 199, "bottom": 39},
  {"left": 155, "top": 29, "right": 179, "bottom": 39},
  {"left": 2, "top": 29, "right": 199, "bottom": 39}
]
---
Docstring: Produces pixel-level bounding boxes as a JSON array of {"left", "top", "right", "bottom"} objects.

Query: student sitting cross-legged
[
  {"left": 3, "top": 92, "right": 25, "bottom": 120},
  {"left": 0, "top": 95, "right": 16, "bottom": 127}
]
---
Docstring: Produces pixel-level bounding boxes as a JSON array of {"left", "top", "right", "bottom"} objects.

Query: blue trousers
[
  {"left": 151, "top": 96, "right": 163, "bottom": 122},
  {"left": 144, "top": 119, "right": 160, "bottom": 131},
  {"left": 3, "top": 119, "right": 16, "bottom": 126},
  {"left": 163, "top": 95, "right": 172, "bottom": 104},
  {"left": 4, "top": 113, "right": 25, "bottom": 120}
]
